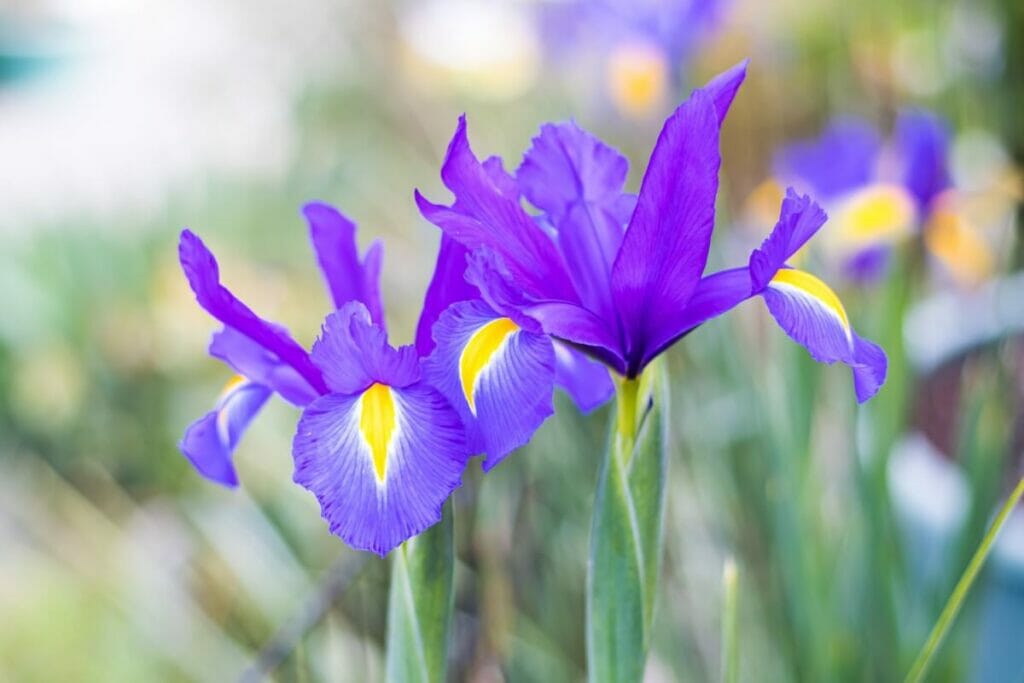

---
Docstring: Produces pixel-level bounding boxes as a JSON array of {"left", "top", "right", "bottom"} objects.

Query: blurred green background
[{"left": 1, "top": 0, "right": 1022, "bottom": 681}]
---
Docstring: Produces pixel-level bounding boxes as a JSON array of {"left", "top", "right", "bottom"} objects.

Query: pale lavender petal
[
  {"left": 292, "top": 382, "right": 467, "bottom": 556},
  {"left": 209, "top": 327, "right": 318, "bottom": 406},
  {"left": 180, "top": 378, "right": 272, "bottom": 487},
  {"left": 424, "top": 299, "right": 555, "bottom": 470},
  {"left": 311, "top": 303, "right": 420, "bottom": 395}
]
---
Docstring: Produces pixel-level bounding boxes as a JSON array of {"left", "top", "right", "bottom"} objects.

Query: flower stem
[
  {"left": 721, "top": 558, "right": 740, "bottom": 683},
  {"left": 903, "top": 476, "right": 1024, "bottom": 683}
]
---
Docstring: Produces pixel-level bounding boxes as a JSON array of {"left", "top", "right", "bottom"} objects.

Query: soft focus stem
[
  {"left": 616, "top": 377, "right": 640, "bottom": 452},
  {"left": 385, "top": 501, "right": 454, "bottom": 683},
  {"left": 721, "top": 558, "right": 740, "bottom": 683},
  {"left": 903, "top": 477, "right": 1024, "bottom": 683}
]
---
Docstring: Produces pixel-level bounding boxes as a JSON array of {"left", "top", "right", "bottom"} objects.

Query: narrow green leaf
[
  {"left": 904, "top": 477, "right": 1024, "bottom": 683},
  {"left": 721, "top": 558, "right": 740, "bottom": 683},
  {"left": 385, "top": 501, "right": 454, "bottom": 683},
  {"left": 587, "top": 363, "right": 668, "bottom": 683}
]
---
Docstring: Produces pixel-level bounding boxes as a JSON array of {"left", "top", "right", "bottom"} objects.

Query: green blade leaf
[
  {"left": 385, "top": 501, "right": 454, "bottom": 683},
  {"left": 587, "top": 364, "right": 668, "bottom": 683}
]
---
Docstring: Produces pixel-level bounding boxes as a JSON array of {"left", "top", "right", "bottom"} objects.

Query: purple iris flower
[
  {"left": 178, "top": 203, "right": 468, "bottom": 556},
  {"left": 415, "top": 61, "right": 887, "bottom": 421},
  {"left": 773, "top": 110, "right": 954, "bottom": 281}
]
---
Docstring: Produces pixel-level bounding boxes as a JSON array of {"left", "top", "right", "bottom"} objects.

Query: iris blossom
[
  {"left": 178, "top": 204, "right": 468, "bottom": 556},
  {"left": 416, "top": 61, "right": 887, "bottom": 426},
  {"left": 766, "top": 111, "right": 995, "bottom": 285},
  {"left": 540, "top": 0, "right": 726, "bottom": 117}
]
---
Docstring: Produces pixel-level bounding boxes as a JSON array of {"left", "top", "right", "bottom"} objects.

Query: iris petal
[
  {"left": 293, "top": 382, "right": 467, "bottom": 557},
  {"left": 611, "top": 86, "right": 721, "bottom": 374},
  {"left": 553, "top": 342, "right": 614, "bottom": 413},
  {"left": 179, "top": 230, "right": 328, "bottom": 394},
  {"left": 208, "top": 327, "right": 318, "bottom": 407},
  {"left": 762, "top": 268, "right": 886, "bottom": 402},
  {"left": 180, "top": 377, "right": 272, "bottom": 487},
  {"left": 426, "top": 300, "right": 555, "bottom": 470},
  {"left": 303, "top": 202, "right": 386, "bottom": 326}
]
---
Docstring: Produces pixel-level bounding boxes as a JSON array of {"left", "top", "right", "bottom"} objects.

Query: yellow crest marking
[
  {"left": 219, "top": 374, "right": 247, "bottom": 399},
  {"left": 770, "top": 269, "right": 851, "bottom": 335},
  {"left": 833, "top": 184, "right": 916, "bottom": 247},
  {"left": 459, "top": 317, "right": 519, "bottom": 414},
  {"left": 359, "top": 383, "right": 396, "bottom": 483}
]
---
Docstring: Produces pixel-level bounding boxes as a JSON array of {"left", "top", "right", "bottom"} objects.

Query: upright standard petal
[
  {"left": 760, "top": 268, "right": 886, "bottom": 402},
  {"left": 311, "top": 303, "right": 420, "bottom": 395},
  {"left": 775, "top": 117, "right": 880, "bottom": 199},
  {"left": 180, "top": 377, "right": 272, "bottom": 487},
  {"left": 748, "top": 189, "right": 828, "bottom": 291},
  {"left": 517, "top": 121, "right": 629, "bottom": 321},
  {"left": 303, "top": 202, "right": 386, "bottom": 325},
  {"left": 702, "top": 59, "right": 749, "bottom": 123},
  {"left": 611, "top": 87, "right": 721, "bottom": 375},
  {"left": 896, "top": 110, "right": 952, "bottom": 211},
  {"left": 293, "top": 381, "right": 467, "bottom": 556},
  {"left": 209, "top": 327, "right": 318, "bottom": 407},
  {"left": 414, "top": 235, "right": 479, "bottom": 356},
  {"left": 415, "top": 115, "right": 579, "bottom": 303},
  {"left": 179, "top": 230, "right": 328, "bottom": 394},
  {"left": 425, "top": 299, "right": 555, "bottom": 470}
]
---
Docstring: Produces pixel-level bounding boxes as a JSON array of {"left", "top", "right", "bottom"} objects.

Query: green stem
[
  {"left": 903, "top": 477, "right": 1024, "bottom": 683},
  {"left": 721, "top": 559, "right": 740, "bottom": 683},
  {"left": 616, "top": 377, "right": 640, "bottom": 454}
]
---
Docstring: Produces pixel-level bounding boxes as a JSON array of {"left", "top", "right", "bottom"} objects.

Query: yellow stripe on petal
[
  {"left": 770, "top": 268, "right": 851, "bottom": 335},
  {"left": 832, "top": 184, "right": 916, "bottom": 248},
  {"left": 459, "top": 317, "right": 519, "bottom": 415},
  {"left": 359, "top": 383, "right": 397, "bottom": 483},
  {"left": 219, "top": 374, "right": 247, "bottom": 399}
]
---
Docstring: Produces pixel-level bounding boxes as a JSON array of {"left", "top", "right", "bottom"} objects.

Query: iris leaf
[
  {"left": 385, "top": 501, "right": 454, "bottom": 683},
  {"left": 587, "top": 363, "right": 668, "bottom": 683}
]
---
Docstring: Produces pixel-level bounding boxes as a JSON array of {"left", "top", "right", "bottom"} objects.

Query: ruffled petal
[
  {"left": 553, "top": 342, "right": 614, "bottom": 413},
  {"left": 311, "top": 303, "right": 420, "bottom": 395},
  {"left": 292, "top": 381, "right": 467, "bottom": 556},
  {"left": 517, "top": 121, "right": 629, "bottom": 322},
  {"left": 748, "top": 189, "right": 828, "bottom": 291},
  {"left": 303, "top": 202, "right": 385, "bottom": 326},
  {"left": 414, "top": 115, "right": 579, "bottom": 303},
  {"left": 761, "top": 268, "right": 887, "bottom": 402},
  {"left": 209, "top": 327, "right": 318, "bottom": 406},
  {"left": 425, "top": 300, "right": 555, "bottom": 470},
  {"left": 180, "top": 377, "right": 272, "bottom": 487},
  {"left": 611, "top": 85, "right": 721, "bottom": 374},
  {"left": 179, "top": 230, "right": 328, "bottom": 394}
]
